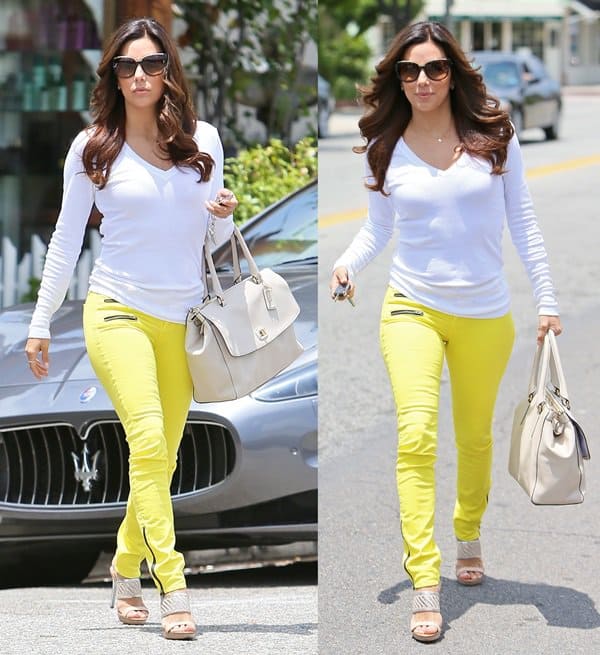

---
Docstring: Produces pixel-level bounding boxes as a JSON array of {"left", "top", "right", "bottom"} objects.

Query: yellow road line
[
  {"left": 318, "top": 207, "right": 367, "bottom": 227},
  {"left": 526, "top": 154, "right": 600, "bottom": 179},
  {"left": 319, "top": 153, "right": 600, "bottom": 227}
]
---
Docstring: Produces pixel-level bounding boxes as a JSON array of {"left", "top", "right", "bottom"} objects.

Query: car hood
[
  {"left": 0, "top": 266, "right": 317, "bottom": 390},
  {"left": 483, "top": 82, "right": 521, "bottom": 105}
]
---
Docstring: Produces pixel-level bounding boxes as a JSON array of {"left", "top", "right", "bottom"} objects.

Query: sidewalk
[{"left": 563, "top": 84, "right": 600, "bottom": 95}]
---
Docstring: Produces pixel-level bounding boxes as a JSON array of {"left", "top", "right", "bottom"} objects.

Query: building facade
[{"left": 368, "top": 1, "right": 600, "bottom": 84}]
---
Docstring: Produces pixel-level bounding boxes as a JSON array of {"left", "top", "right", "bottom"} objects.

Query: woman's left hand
[
  {"left": 537, "top": 315, "right": 562, "bottom": 345},
  {"left": 205, "top": 188, "right": 238, "bottom": 219}
]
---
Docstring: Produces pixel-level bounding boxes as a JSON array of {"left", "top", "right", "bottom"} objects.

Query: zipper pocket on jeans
[
  {"left": 390, "top": 309, "right": 424, "bottom": 316},
  {"left": 103, "top": 314, "right": 138, "bottom": 322}
]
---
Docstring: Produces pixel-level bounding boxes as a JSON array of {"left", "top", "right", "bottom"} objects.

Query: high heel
[
  {"left": 410, "top": 586, "right": 442, "bottom": 643},
  {"left": 110, "top": 558, "right": 149, "bottom": 625},
  {"left": 456, "top": 538, "right": 485, "bottom": 586},
  {"left": 161, "top": 589, "right": 197, "bottom": 640}
]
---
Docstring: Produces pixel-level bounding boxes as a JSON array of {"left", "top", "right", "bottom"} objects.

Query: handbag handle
[
  {"left": 546, "top": 329, "right": 569, "bottom": 402},
  {"left": 203, "top": 224, "right": 262, "bottom": 302},
  {"left": 528, "top": 329, "right": 569, "bottom": 405}
]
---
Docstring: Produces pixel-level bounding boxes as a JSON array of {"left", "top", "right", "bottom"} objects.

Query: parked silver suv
[{"left": 473, "top": 50, "right": 562, "bottom": 140}]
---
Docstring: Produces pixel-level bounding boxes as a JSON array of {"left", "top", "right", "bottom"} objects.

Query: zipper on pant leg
[
  {"left": 142, "top": 526, "right": 165, "bottom": 594},
  {"left": 399, "top": 520, "right": 415, "bottom": 587}
]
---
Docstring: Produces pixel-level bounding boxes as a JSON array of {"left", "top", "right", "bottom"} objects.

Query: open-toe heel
[
  {"left": 161, "top": 589, "right": 197, "bottom": 640},
  {"left": 456, "top": 538, "right": 485, "bottom": 586},
  {"left": 110, "top": 559, "right": 149, "bottom": 625},
  {"left": 410, "top": 587, "right": 442, "bottom": 643}
]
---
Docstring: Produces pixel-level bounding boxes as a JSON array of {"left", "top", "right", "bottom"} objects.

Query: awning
[
  {"left": 426, "top": 0, "right": 566, "bottom": 21},
  {"left": 569, "top": 0, "right": 600, "bottom": 19}
]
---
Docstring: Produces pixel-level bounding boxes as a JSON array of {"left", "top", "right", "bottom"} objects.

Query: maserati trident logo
[{"left": 71, "top": 444, "right": 100, "bottom": 492}]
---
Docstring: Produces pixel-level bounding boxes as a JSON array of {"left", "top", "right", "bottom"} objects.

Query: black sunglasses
[
  {"left": 112, "top": 53, "right": 168, "bottom": 78},
  {"left": 394, "top": 58, "right": 452, "bottom": 83}
]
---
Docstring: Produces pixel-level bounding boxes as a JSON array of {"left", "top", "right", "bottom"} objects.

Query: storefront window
[
  {"left": 512, "top": 20, "right": 544, "bottom": 59},
  {"left": 473, "top": 21, "right": 484, "bottom": 51},
  {"left": 490, "top": 21, "right": 502, "bottom": 50},
  {"left": 0, "top": 0, "right": 101, "bottom": 253}
]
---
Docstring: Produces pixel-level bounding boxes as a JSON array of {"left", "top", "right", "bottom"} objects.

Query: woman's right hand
[
  {"left": 330, "top": 266, "right": 355, "bottom": 301},
  {"left": 25, "top": 338, "right": 50, "bottom": 380}
]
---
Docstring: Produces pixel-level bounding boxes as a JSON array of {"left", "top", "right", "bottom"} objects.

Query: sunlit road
[
  {"left": 319, "top": 92, "right": 600, "bottom": 654},
  {"left": 0, "top": 561, "right": 317, "bottom": 654}
]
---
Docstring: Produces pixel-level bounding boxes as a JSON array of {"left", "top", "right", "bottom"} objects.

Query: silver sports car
[{"left": 0, "top": 182, "right": 317, "bottom": 587}]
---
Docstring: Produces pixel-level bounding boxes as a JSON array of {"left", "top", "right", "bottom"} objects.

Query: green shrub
[
  {"left": 20, "top": 276, "right": 41, "bottom": 303},
  {"left": 224, "top": 137, "right": 317, "bottom": 224}
]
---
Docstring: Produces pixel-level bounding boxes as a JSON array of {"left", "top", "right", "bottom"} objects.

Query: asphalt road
[
  {"left": 0, "top": 561, "right": 317, "bottom": 655},
  {"left": 318, "top": 93, "right": 600, "bottom": 654}
]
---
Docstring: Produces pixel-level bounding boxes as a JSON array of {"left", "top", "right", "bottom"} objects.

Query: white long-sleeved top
[
  {"left": 334, "top": 134, "right": 559, "bottom": 318},
  {"left": 28, "top": 121, "right": 234, "bottom": 339}
]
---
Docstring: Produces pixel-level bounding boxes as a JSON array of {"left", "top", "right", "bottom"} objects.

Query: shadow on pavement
[
  {"left": 81, "top": 561, "right": 317, "bottom": 591},
  {"left": 378, "top": 575, "right": 600, "bottom": 630},
  {"left": 121, "top": 620, "right": 318, "bottom": 638},
  {"left": 186, "top": 561, "right": 317, "bottom": 589}
]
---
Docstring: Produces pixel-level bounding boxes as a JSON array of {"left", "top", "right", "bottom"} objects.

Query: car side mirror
[{"left": 522, "top": 71, "right": 540, "bottom": 85}]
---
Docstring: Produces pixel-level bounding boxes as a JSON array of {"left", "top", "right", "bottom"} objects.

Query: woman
[
  {"left": 25, "top": 18, "right": 237, "bottom": 640},
  {"left": 330, "top": 21, "right": 561, "bottom": 643}
]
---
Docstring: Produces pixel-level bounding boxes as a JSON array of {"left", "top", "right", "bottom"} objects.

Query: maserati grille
[{"left": 0, "top": 421, "right": 235, "bottom": 507}]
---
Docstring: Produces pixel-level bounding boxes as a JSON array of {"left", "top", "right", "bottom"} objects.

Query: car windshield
[
  {"left": 480, "top": 61, "right": 521, "bottom": 88},
  {"left": 213, "top": 184, "right": 317, "bottom": 270}
]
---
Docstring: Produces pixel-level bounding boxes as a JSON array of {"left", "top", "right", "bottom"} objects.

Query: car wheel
[
  {"left": 543, "top": 110, "right": 560, "bottom": 141},
  {"left": 511, "top": 107, "right": 524, "bottom": 139},
  {"left": 0, "top": 543, "right": 100, "bottom": 588}
]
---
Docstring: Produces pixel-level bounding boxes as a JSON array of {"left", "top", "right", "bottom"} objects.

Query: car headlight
[{"left": 252, "top": 359, "right": 317, "bottom": 402}]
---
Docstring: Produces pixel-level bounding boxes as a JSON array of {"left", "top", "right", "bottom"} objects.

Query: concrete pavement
[{"left": 0, "top": 563, "right": 317, "bottom": 655}]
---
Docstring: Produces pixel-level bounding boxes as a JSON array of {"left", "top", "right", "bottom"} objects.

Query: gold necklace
[{"left": 413, "top": 122, "right": 454, "bottom": 143}]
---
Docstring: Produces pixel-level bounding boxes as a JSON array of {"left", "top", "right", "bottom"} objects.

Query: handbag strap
[
  {"left": 202, "top": 224, "right": 262, "bottom": 302},
  {"left": 546, "top": 329, "right": 570, "bottom": 402},
  {"left": 528, "top": 329, "right": 569, "bottom": 405}
]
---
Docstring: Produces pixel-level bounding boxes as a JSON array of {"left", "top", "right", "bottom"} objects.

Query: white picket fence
[{"left": 0, "top": 231, "right": 101, "bottom": 309}]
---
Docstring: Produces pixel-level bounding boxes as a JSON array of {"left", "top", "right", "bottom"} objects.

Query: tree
[
  {"left": 318, "top": 0, "right": 423, "bottom": 103},
  {"left": 318, "top": 10, "right": 371, "bottom": 104},
  {"left": 175, "top": 1, "right": 317, "bottom": 148},
  {"left": 320, "top": 0, "right": 423, "bottom": 36}
]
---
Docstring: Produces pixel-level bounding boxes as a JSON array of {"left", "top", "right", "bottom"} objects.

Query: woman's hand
[
  {"left": 205, "top": 188, "right": 238, "bottom": 219},
  {"left": 537, "top": 315, "right": 562, "bottom": 345},
  {"left": 330, "top": 266, "right": 355, "bottom": 301},
  {"left": 25, "top": 338, "right": 50, "bottom": 380}
]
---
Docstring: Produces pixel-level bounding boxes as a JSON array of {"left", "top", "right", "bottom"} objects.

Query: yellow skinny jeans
[
  {"left": 83, "top": 292, "right": 193, "bottom": 594},
  {"left": 379, "top": 287, "right": 514, "bottom": 589}
]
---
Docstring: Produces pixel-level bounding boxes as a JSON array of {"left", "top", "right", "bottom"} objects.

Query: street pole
[{"left": 444, "top": 0, "right": 454, "bottom": 34}]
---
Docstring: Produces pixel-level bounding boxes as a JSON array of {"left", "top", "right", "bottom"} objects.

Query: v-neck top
[
  {"left": 28, "top": 121, "right": 234, "bottom": 339},
  {"left": 334, "top": 133, "right": 558, "bottom": 318},
  {"left": 123, "top": 141, "right": 176, "bottom": 174}
]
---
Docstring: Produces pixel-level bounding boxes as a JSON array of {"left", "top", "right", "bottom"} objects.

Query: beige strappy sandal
[
  {"left": 161, "top": 589, "right": 197, "bottom": 640},
  {"left": 410, "top": 587, "right": 443, "bottom": 643},
  {"left": 456, "top": 538, "right": 485, "bottom": 586},
  {"left": 109, "top": 559, "right": 149, "bottom": 625}
]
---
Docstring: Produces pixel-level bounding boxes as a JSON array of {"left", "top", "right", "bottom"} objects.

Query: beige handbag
[
  {"left": 185, "top": 225, "right": 303, "bottom": 403},
  {"left": 509, "top": 330, "right": 590, "bottom": 505}
]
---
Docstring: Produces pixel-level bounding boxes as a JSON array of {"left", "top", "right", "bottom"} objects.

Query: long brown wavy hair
[
  {"left": 82, "top": 17, "right": 213, "bottom": 188},
  {"left": 355, "top": 21, "right": 513, "bottom": 193}
]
